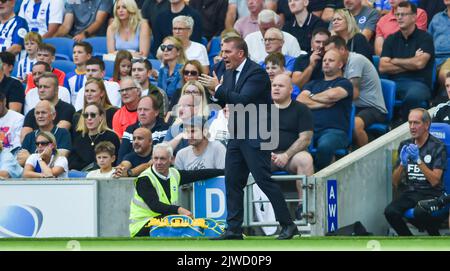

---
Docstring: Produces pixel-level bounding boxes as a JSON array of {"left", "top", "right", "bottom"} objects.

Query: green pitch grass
[{"left": 0, "top": 237, "right": 449, "bottom": 251}]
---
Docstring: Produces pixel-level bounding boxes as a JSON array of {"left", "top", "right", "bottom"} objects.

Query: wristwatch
[
  {"left": 127, "top": 169, "right": 133, "bottom": 177},
  {"left": 84, "top": 30, "right": 90, "bottom": 38}
]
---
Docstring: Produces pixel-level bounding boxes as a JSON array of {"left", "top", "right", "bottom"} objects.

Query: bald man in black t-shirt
[{"left": 271, "top": 74, "right": 314, "bottom": 219}]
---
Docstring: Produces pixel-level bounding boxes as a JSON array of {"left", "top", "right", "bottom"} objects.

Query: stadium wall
[{"left": 310, "top": 121, "right": 417, "bottom": 236}]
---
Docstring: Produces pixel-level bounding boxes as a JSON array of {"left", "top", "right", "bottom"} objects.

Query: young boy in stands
[
  {"left": 25, "top": 43, "right": 65, "bottom": 94},
  {"left": 17, "top": 32, "right": 42, "bottom": 82},
  {"left": 65, "top": 41, "right": 92, "bottom": 103},
  {"left": 86, "top": 141, "right": 116, "bottom": 179}
]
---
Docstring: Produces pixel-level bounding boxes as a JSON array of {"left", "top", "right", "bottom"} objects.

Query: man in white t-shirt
[
  {"left": 74, "top": 58, "right": 121, "bottom": 111},
  {"left": 175, "top": 116, "right": 226, "bottom": 170},
  {"left": 245, "top": 9, "right": 303, "bottom": 63},
  {"left": 24, "top": 61, "right": 71, "bottom": 115},
  {"left": 0, "top": 92, "right": 24, "bottom": 153}
]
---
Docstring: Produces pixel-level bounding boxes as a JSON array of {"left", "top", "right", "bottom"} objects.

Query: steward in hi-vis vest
[{"left": 129, "top": 143, "right": 223, "bottom": 237}]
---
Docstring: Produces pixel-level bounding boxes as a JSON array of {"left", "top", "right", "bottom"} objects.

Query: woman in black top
[
  {"left": 331, "top": 9, "right": 373, "bottom": 62},
  {"left": 72, "top": 78, "right": 118, "bottom": 135},
  {"left": 69, "top": 103, "right": 120, "bottom": 171}
]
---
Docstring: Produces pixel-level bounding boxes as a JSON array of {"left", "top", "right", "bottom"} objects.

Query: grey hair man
[{"left": 245, "top": 9, "right": 303, "bottom": 63}]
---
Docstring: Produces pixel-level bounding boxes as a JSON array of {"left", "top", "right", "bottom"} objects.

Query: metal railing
[{"left": 244, "top": 174, "right": 315, "bottom": 232}]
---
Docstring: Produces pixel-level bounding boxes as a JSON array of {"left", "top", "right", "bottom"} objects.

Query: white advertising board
[{"left": 0, "top": 181, "right": 97, "bottom": 238}]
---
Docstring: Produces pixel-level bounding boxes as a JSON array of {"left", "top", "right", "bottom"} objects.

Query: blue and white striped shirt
[
  {"left": 0, "top": 16, "right": 29, "bottom": 52},
  {"left": 65, "top": 70, "right": 87, "bottom": 104},
  {"left": 18, "top": 0, "right": 64, "bottom": 36},
  {"left": 17, "top": 54, "right": 37, "bottom": 80}
]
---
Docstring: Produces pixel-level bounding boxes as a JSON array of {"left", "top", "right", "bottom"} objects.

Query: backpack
[{"left": 325, "top": 221, "right": 373, "bottom": 236}]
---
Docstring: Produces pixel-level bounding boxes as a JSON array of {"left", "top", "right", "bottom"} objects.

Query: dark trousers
[
  {"left": 225, "top": 139, "right": 292, "bottom": 233},
  {"left": 135, "top": 225, "right": 151, "bottom": 237},
  {"left": 384, "top": 189, "right": 443, "bottom": 236}
]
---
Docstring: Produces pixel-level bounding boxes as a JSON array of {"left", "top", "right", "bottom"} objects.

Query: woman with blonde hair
[
  {"left": 107, "top": 0, "right": 151, "bottom": 58},
  {"left": 23, "top": 131, "right": 68, "bottom": 178},
  {"left": 69, "top": 103, "right": 120, "bottom": 171},
  {"left": 331, "top": 9, "right": 373, "bottom": 62},
  {"left": 158, "top": 36, "right": 187, "bottom": 101},
  {"left": 180, "top": 80, "right": 210, "bottom": 119},
  {"left": 72, "top": 78, "right": 119, "bottom": 132}
]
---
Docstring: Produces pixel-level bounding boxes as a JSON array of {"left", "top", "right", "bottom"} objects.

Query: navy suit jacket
[{"left": 215, "top": 58, "right": 272, "bottom": 147}]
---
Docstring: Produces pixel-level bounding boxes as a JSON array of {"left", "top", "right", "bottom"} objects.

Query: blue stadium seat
[
  {"left": 208, "top": 36, "right": 221, "bottom": 70},
  {"left": 68, "top": 170, "right": 88, "bottom": 178},
  {"left": 201, "top": 36, "right": 208, "bottom": 47},
  {"left": 104, "top": 60, "right": 115, "bottom": 80},
  {"left": 367, "top": 79, "right": 396, "bottom": 135},
  {"left": 148, "top": 58, "right": 162, "bottom": 70},
  {"left": 52, "top": 60, "right": 76, "bottom": 75},
  {"left": 208, "top": 36, "right": 221, "bottom": 58},
  {"left": 84, "top": 36, "right": 107, "bottom": 58},
  {"left": 431, "top": 60, "right": 437, "bottom": 92},
  {"left": 11, "top": 61, "right": 18, "bottom": 78},
  {"left": 429, "top": 123, "right": 450, "bottom": 156},
  {"left": 372, "top": 55, "right": 380, "bottom": 74},
  {"left": 272, "top": 171, "right": 288, "bottom": 175},
  {"left": 43, "top": 37, "right": 74, "bottom": 61},
  {"left": 310, "top": 104, "right": 355, "bottom": 157},
  {"left": 404, "top": 123, "right": 450, "bottom": 220}
]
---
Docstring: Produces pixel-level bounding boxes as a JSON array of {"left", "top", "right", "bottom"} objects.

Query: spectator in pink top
[{"left": 234, "top": 0, "right": 265, "bottom": 38}]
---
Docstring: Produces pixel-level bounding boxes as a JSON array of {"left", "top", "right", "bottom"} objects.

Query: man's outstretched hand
[{"left": 199, "top": 71, "right": 221, "bottom": 97}]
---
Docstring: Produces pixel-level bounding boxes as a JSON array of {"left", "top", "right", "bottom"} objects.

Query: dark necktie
[{"left": 230, "top": 70, "right": 238, "bottom": 91}]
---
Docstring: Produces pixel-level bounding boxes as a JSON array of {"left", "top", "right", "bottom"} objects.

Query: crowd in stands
[{"left": 0, "top": 0, "right": 450, "bottom": 232}]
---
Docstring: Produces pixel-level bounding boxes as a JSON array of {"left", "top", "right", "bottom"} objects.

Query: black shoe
[
  {"left": 212, "top": 231, "right": 244, "bottom": 240},
  {"left": 295, "top": 204, "right": 303, "bottom": 220},
  {"left": 418, "top": 195, "right": 447, "bottom": 213},
  {"left": 277, "top": 223, "right": 300, "bottom": 240}
]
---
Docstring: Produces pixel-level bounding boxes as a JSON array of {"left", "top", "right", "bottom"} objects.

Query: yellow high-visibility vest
[{"left": 129, "top": 167, "right": 181, "bottom": 237}]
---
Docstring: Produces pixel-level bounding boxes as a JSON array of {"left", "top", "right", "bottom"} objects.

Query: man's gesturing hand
[{"left": 198, "top": 71, "right": 220, "bottom": 96}]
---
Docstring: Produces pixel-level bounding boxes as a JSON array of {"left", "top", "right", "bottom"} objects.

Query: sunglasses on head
[
  {"left": 82, "top": 112, "right": 98, "bottom": 119},
  {"left": 183, "top": 70, "right": 199, "bottom": 76},
  {"left": 35, "top": 141, "right": 50, "bottom": 147},
  {"left": 131, "top": 58, "right": 146, "bottom": 64},
  {"left": 160, "top": 44, "right": 175, "bottom": 52}
]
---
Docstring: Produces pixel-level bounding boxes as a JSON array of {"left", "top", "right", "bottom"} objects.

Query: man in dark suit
[{"left": 199, "top": 36, "right": 299, "bottom": 240}]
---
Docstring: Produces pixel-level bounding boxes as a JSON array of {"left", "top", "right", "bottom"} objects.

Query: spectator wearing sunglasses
[
  {"left": 106, "top": 0, "right": 151, "bottom": 58},
  {"left": 167, "top": 60, "right": 204, "bottom": 112},
  {"left": 22, "top": 131, "right": 68, "bottom": 178},
  {"left": 69, "top": 103, "right": 120, "bottom": 171},
  {"left": 18, "top": 100, "right": 71, "bottom": 167},
  {"left": 157, "top": 36, "right": 187, "bottom": 101}
]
